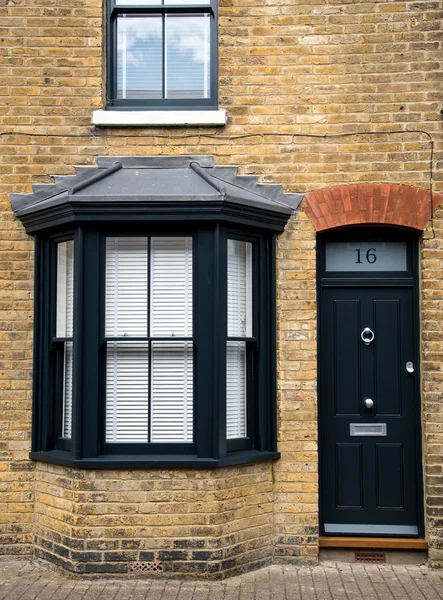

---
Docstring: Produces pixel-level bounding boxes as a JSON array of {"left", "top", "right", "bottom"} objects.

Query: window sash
[
  {"left": 226, "top": 239, "right": 254, "bottom": 441},
  {"left": 55, "top": 240, "right": 74, "bottom": 441}
]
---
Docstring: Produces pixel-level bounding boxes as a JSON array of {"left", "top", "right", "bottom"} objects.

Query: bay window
[{"left": 11, "top": 156, "right": 297, "bottom": 468}]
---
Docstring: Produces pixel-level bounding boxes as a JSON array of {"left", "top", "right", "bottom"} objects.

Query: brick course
[{"left": 0, "top": 0, "right": 442, "bottom": 575}]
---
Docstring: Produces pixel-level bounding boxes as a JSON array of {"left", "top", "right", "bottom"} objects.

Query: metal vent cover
[{"left": 355, "top": 551, "right": 386, "bottom": 564}]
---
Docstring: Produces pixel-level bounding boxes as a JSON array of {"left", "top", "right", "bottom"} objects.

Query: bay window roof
[{"left": 11, "top": 156, "right": 302, "bottom": 233}]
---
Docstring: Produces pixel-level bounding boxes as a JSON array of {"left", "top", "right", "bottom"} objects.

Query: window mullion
[
  {"left": 162, "top": 13, "right": 166, "bottom": 99},
  {"left": 148, "top": 236, "right": 151, "bottom": 443}
]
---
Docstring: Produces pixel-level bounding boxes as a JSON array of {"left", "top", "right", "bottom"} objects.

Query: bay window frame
[
  {"left": 30, "top": 222, "right": 279, "bottom": 469},
  {"left": 106, "top": 0, "right": 219, "bottom": 110}
]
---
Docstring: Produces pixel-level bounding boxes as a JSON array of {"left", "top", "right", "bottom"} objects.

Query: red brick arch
[{"left": 302, "top": 184, "right": 443, "bottom": 232}]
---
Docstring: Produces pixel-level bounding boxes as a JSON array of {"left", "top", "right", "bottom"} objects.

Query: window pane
[
  {"left": 106, "top": 342, "right": 149, "bottom": 442},
  {"left": 56, "top": 240, "right": 74, "bottom": 338},
  {"left": 226, "top": 341, "right": 246, "bottom": 439},
  {"left": 165, "top": 14, "right": 210, "bottom": 99},
  {"left": 151, "top": 341, "right": 193, "bottom": 442},
  {"left": 227, "top": 240, "right": 252, "bottom": 337},
  {"left": 62, "top": 342, "right": 73, "bottom": 439},
  {"left": 106, "top": 237, "right": 148, "bottom": 337},
  {"left": 117, "top": 14, "right": 162, "bottom": 100},
  {"left": 150, "top": 237, "right": 193, "bottom": 337}
]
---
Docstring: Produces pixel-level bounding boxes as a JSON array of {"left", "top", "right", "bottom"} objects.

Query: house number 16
[{"left": 355, "top": 248, "right": 377, "bottom": 264}]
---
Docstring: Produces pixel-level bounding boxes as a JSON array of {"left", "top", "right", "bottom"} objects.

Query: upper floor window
[{"left": 106, "top": 0, "right": 218, "bottom": 109}]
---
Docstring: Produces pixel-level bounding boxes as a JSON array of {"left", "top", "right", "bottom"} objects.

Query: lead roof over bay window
[{"left": 11, "top": 156, "right": 301, "bottom": 468}]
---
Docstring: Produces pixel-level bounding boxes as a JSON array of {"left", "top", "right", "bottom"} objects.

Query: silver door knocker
[{"left": 361, "top": 327, "right": 375, "bottom": 345}]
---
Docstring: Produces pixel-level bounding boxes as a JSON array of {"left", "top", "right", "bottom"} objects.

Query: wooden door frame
[{"left": 316, "top": 227, "right": 425, "bottom": 539}]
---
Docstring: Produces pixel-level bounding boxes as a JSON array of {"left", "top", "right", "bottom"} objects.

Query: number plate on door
[{"left": 350, "top": 423, "right": 387, "bottom": 436}]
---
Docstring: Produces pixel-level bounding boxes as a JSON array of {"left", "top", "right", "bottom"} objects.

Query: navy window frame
[
  {"left": 30, "top": 222, "right": 279, "bottom": 469},
  {"left": 106, "top": 0, "right": 219, "bottom": 110}
]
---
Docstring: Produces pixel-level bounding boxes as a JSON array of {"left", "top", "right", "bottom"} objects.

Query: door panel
[
  {"left": 334, "top": 301, "right": 361, "bottom": 415},
  {"left": 376, "top": 444, "right": 404, "bottom": 509},
  {"left": 320, "top": 286, "right": 419, "bottom": 536},
  {"left": 336, "top": 444, "right": 363, "bottom": 508},
  {"left": 374, "top": 300, "right": 401, "bottom": 416}
]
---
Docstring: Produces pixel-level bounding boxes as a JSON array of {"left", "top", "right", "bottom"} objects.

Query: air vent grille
[
  {"left": 129, "top": 561, "right": 164, "bottom": 574},
  {"left": 355, "top": 551, "right": 386, "bottom": 564}
]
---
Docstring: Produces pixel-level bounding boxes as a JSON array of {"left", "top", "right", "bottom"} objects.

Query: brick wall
[
  {"left": 0, "top": 0, "right": 442, "bottom": 572},
  {"left": 34, "top": 462, "right": 274, "bottom": 576}
]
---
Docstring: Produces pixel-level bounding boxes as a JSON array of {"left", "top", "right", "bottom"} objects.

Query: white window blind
[
  {"left": 105, "top": 236, "right": 193, "bottom": 444},
  {"left": 106, "top": 342, "right": 149, "bottom": 443},
  {"left": 151, "top": 342, "right": 193, "bottom": 442},
  {"left": 226, "top": 240, "right": 252, "bottom": 440},
  {"left": 227, "top": 240, "right": 252, "bottom": 337},
  {"left": 56, "top": 240, "right": 74, "bottom": 338},
  {"left": 150, "top": 237, "right": 193, "bottom": 337},
  {"left": 106, "top": 237, "right": 148, "bottom": 337},
  {"left": 226, "top": 341, "right": 246, "bottom": 439},
  {"left": 62, "top": 342, "right": 73, "bottom": 439},
  {"left": 56, "top": 241, "right": 74, "bottom": 439}
]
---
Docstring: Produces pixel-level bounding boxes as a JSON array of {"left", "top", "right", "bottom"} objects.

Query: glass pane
[
  {"left": 165, "top": 14, "right": 210, "bottom": 99},
  {"left": 227, "top": 240, "right": 252, "bottom": 337},
  {"left": 226, "top": 341, "right": 246, "bottom": 439},
  {"left": 150, "top": 237, "right": 193, "bottom": 337},
  {"left": 56, "top": 240, "right": 74, "bottom": 338},
  {"left": 325, "top": 242, "right": 407, "bottom": 272},
  {"left": 106, "top": 342, "right": 149, "bottom": 442},
  {"left": 106, "top": 237, "right": 148, "bottom": 337},
  {"left": 62, "top": 342, "right": 73, "bottom": 439},
  {"left": 117, "top": 14, "right": 162, "bottom": 100},
  {"left": 151, "top": 341, "right": 193, "bottom": 442}
]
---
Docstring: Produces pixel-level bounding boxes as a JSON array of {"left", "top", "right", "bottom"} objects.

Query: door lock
[
  {"left": 406, "top": 361, "right": 414, "bottom": 373},
  {"left": 364, "top": 398, "right": 374, "bottom": 409},
  {"left": 361, "top": 327, "right": 375, "bottom": 345}
]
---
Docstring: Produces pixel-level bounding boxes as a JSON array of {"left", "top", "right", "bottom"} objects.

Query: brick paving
[{"left": 0, "top": 560, "right": 442, "bottom": 600}]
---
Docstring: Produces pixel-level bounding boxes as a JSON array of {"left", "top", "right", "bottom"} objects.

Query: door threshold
[{"left": 319, "top": 537, "right": 428, "bottom": 550}]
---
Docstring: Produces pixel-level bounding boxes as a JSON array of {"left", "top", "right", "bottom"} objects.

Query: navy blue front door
[{"left": 320, "top": 286, "right": 420, "bottom": 537}]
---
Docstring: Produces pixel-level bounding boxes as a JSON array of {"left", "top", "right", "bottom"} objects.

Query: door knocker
[{"left": 361, "top": 327, "right": 375, "bottom": 345}]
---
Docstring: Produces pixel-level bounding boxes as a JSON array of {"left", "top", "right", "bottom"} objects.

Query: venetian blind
[
  {"left": 105, "top": 237, "right": 193, "bottom": 443},
  {"left": 105, "top": 237, "right": 148, "bottom": 337},
  {"left": 116, "top": 13, "right": 210, "bottom": 100},
  {"left": 62, "top": 342, "right": 73, "bottom": 439},
  {"left": 56, "top": 240, "right": 74, "bottom": 338}
]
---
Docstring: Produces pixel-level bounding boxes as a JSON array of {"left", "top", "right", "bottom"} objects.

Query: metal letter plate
[{"left": 350, "top": 423, "right": 387, "bottom": 437}]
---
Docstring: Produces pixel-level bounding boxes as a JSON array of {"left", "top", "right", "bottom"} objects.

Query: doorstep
[{"left": 319, "top": 537, "right": 428, "bottom": 549}]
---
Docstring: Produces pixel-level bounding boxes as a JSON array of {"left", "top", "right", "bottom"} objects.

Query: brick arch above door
[{"left": 302, "top": 184, "right": 443, "bottom": 232}]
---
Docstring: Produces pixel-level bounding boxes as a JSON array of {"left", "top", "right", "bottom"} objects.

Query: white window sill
[{"left": 92, "top": 109, "right": 227, "bottom": 127}]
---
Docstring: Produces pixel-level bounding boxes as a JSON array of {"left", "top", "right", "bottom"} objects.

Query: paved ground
[{"left": 1, "top": 560, "right": 443, "bottom": 600}]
